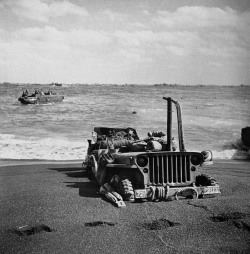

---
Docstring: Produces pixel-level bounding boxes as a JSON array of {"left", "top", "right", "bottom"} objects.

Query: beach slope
[{"left": 0, "top": 160, "right": 250, "bottom": 254}]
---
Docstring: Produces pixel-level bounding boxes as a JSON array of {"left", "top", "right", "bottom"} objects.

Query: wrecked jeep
[{"left": 83, "top": 97, "right": 220, "bottom": 203}]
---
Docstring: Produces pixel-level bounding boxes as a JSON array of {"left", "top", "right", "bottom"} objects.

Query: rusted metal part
[
  {"left": 165, "top": 97, "right": 172, "bottom": 151},
  {"left": 172, "top": 98, "right": 186, "bottom": 152},
  {"left": 163, "top": 97, "right": 185, "bottom": 152}
]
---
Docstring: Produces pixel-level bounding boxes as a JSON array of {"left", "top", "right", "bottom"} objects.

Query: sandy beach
[{"left": 0, "top": 159, "right": 249, "bottom": 254}]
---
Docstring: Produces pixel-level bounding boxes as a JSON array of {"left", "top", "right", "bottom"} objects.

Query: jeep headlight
[
  {"left": 191, "top": 154, "right": 202, "bottom": 166},
  {"left": 136, "top": 156, "right": 148, "bottom": 167},
  {"left": 201, "top": 150, "right": 213, "bottom": 165}
]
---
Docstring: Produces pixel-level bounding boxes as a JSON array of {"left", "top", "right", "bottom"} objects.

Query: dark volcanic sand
[{"left": 0, "top": 160, "right": 250, "bottom": 254}]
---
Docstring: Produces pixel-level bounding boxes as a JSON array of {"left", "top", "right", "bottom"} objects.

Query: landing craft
[{"left": 18, "top": 90, "right": 64, "bottom": 104}]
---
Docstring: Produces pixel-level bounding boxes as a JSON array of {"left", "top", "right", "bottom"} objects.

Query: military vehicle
[{"left": 82, "top": 97, "right": 220, "bottom": 202}]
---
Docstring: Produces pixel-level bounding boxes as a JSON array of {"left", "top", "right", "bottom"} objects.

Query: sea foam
[
  {"left": 0, "top": 134, "right": 87, "bottom": 161},
  {"left": 212, "top": 149, "right": 250, "bottom": 160}
]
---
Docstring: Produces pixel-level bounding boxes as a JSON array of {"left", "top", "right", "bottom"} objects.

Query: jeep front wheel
[{"left": 196, "top": 174, "right": 218, "bottom": 186}]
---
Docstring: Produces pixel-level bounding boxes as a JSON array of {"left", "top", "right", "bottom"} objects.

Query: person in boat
[
  {"left": 44, "top": 89, "right": 55, "bottom": 95},
  {"left": 37, "top": 89, "right": 44, "bottom": 95},
  {"left": 30, "top": 90, "right": 38, "bottom": 97},
  {"left": 22, "top": 89, "right": 29, "bottom": 97}
]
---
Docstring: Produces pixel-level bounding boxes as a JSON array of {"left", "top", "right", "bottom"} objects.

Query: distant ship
[{"left": 50, "top": 82, "right": 62, "bottom": 86}]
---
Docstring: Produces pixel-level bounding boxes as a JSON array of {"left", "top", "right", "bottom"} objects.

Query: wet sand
[{"left": 0, "top": 160, "right": 250, "bottom": 254}]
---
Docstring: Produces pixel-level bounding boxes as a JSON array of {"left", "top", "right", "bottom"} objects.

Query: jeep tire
[{"left": 196, "top": 174, "right": 218, "bottom": 186}]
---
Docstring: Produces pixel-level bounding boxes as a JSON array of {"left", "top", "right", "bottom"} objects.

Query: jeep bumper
[{"left": 134, "top": 185, "right": 221, "bottom": 201}]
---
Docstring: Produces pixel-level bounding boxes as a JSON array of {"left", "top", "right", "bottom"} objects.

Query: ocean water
[{"left": 0, "top": 84, "right": 249, "bottom": 161}]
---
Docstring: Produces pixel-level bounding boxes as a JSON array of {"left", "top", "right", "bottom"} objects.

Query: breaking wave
[
  {"left": 212, "top": 149, "right": 250, "bottom": 160},
  {"left": 0, "top": 133, "right": 249, "bottom": 161},
  {"left": 0, "top": 133, "right": 87, "bottom": 161},
  {"left": 212, "top": 137, "right": 250, "bottom": 160}
]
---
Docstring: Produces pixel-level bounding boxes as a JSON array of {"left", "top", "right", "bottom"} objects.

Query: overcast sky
[{"left": 0, "top": 0, "right": 250, "bottom": 85}]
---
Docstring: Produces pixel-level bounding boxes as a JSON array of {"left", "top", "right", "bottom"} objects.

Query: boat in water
[
  {"left": 18, "top": 90, "right": 64, "bottom": 104},
  {"left": 50, "top": 82, "right": 62, "bottom": 86}
]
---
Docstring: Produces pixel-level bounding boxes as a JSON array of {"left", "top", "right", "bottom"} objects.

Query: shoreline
[{"left": 0, "top": 159, "right": 83, "bottom": 167}]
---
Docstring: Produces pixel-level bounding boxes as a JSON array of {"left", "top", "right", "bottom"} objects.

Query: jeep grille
[{"left": 148, "top": 154, "right": 191, "bottom": 185}]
